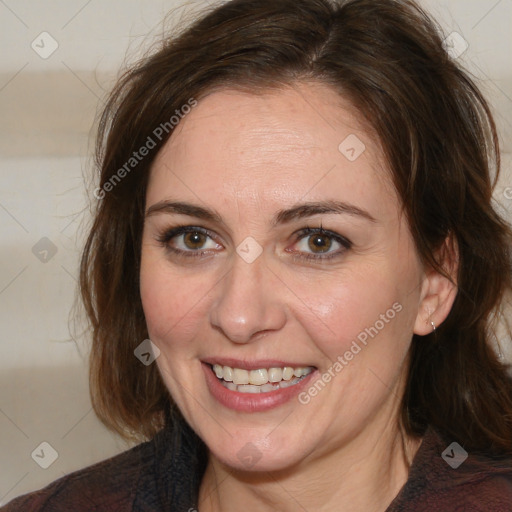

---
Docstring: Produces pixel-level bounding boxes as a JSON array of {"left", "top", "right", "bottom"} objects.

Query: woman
[{"left": 3, "top": 0, "right": 512, "bottom": 510}]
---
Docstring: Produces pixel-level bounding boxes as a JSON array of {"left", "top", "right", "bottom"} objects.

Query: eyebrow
[
  {"left": 145, "top": 199, "right": 377, "bottom": 224},
  {"left": 146, "top": 200, "right": 223, "bottom": 223},
  {"left": 273, "top": 200, "right": 377, "bottom": 225}
]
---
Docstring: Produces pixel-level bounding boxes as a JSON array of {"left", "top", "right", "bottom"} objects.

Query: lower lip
[{"left": 202, "top": 363, "right": 318, "bottom": 413}]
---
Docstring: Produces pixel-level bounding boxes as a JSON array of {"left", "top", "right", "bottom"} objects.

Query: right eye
[{"left": 157, "top": 226, "right": 223, "bottom": 257}]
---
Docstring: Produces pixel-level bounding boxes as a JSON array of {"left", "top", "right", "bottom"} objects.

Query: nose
[{"left": 209, "top": 254, "right": 287, "bottom": 344}]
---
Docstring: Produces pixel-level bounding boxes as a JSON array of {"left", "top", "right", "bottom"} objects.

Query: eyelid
[
  {"left": 156, "top": 225, "right": 223, "bottom": 254},
  {"left": 286, "top": 226, "right": 352, "bottom": 261},
  {"left": 157, "top": 225, "right": 217, "bottom": 241},
  {"left": 292, "top": 226, "right": 352, "bottom": 248}
]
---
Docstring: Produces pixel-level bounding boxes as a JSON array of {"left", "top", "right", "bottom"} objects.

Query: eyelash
[
  {"left": 156, "top": 225, "right": 352, "bottom": 261},
  {"left": 156, "top": 226, "right": 218, "bottom": 259},
  {"left": 291, "top": 226, "right": 352, "bottom": 261}
]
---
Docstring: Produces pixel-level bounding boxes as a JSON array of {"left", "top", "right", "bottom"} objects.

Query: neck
[{"left": 198, "top": 419, "right": 423, "bottom": 512}]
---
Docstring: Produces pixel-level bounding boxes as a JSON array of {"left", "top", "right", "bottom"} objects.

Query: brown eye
[
  {"left": 308, "top": 233, "right": 332, "bottom": 253},
  {"left": 183, "top": 231, "right": 207, "bottom": 250},
  {"left": 157, "top": 226, "right": 222, "bottom": 256},
  {"left": 291, "top": 227, "right": 352, "bottom": 261}
]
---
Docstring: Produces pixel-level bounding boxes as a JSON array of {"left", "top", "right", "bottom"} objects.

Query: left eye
[
  {"left": 291, "top": 228, "right": 351, "bottom": 258},
  {"left": 298, "top": 233, "right": 336, "bottom": 253}
]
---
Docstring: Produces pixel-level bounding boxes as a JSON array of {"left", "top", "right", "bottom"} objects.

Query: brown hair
[{"left": 80, "top": 0, "right": 512, "bottom": 454}]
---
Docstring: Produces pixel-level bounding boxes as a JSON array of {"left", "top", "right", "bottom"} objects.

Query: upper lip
[{"left": 202, "top": 357, "right": 316, "bottom": 371}]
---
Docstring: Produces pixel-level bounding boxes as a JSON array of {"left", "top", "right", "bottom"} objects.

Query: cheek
[
  {"left": 292, "top": 261, "right": 417, "bottom": 362},
  {"left": 139, "top": 252, "right": 210, "bottom": 348}
]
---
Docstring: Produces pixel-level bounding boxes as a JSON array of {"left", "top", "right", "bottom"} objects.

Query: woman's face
[{"left": 140, "top": 82, "right": 428, "bottom": 472}]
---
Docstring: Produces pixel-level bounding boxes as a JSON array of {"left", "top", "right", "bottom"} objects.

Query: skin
[{"left": 140, "top": 82, "right": 458, "bottom": 512}]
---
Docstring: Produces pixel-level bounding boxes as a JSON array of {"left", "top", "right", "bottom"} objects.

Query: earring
[{"left": 426, "top": 308, "right": 436, "bottom": 333}]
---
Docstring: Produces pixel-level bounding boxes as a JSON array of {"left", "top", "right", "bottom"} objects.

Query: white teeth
[
  {"left": 213, "top": 364, "right": 223, "bottom": 378},
  {"left": 279, "top": 377, "right": 300, "bottom": 388},
  {"left": 268, "top": 367, "right": 283, "bottom": 382},
  {"left": 213, "top": 364, "right": 314, "bottom": 393},
  {"left": 223, "top": 366, "right": 233, "bottom": 382},
  {"left": 220, "top": 377, "right": 303, "bottom": 393},
  {"left": 249, "top": 368, "right": 268, "bottom": 385},
  {"left": 232, "top": 368, "right": 249, "bottom": 385},
  {"left": 237, "top": 384, "right": 261, "bottom": 394},
  {"left": 282, "top": 367, "right": 294, "bottom": 381}
]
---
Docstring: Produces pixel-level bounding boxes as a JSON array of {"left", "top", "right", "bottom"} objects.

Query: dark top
[{"left": 2, "top": 421, "right": 512, "bottom": 511}]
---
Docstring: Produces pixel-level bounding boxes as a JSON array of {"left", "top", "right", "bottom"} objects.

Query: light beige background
[{"left": 1, "top": 0, "right": 511, "bottom": 504}]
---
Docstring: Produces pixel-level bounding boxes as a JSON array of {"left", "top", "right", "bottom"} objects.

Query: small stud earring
[{"left": 431, "top": 321, "right": 436, "bottom": 332}]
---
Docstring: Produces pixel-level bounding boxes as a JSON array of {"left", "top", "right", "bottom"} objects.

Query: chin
[{"left": 201, "top": 427, "right": 315, "bottom": 473}]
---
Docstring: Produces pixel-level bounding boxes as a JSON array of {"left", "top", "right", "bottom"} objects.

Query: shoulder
[
  {"left": 0, "top": 436, "right": 157, "bottom": 512},
  {"left": 388, "top": 427, "right": 512, "bottom": 512},
  {"left": 398, "top": 472, "right": 512, "bottom": 512}
]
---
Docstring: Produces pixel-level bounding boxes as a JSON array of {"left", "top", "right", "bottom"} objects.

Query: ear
[{"left": 413, "top": 234, "right": 459, "bottom": 336}]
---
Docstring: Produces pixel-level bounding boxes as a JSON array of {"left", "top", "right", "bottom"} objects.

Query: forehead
[{"left": 147, "top": 83, "right": 396, "bottom": 218}]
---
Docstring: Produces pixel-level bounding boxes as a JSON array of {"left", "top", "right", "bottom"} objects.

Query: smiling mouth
[{"left": 210, "top": 364, "right": 315, "bottom": 394}]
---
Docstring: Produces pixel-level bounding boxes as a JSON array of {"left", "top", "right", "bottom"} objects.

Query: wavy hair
[{"left": 80, "top": 0, "right": 512, "bottom": 455}]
